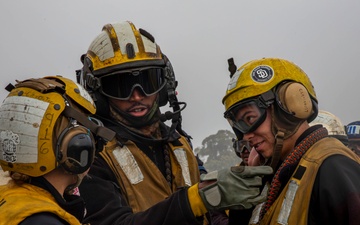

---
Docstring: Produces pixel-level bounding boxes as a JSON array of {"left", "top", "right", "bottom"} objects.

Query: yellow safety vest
[
  {"left": 0, "top": 182, "right": 81, "bottom": 225},
  {"left": 100, "top": 135, "right": 200, "bottom": 213},
  {"left": 250, "top": 137, "right": 360, "bottom": 225}
]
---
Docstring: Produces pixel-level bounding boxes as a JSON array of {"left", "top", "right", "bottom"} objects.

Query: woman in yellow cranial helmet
[
  {"left": 0, "top": 76, "right": 114, "bottom": 225},
  {"left": 223, "top": 57, "right": 360, "bottom": 225}
]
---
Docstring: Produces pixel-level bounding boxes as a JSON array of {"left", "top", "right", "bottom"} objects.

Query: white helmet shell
[{"left": 309, "top": 110, "right": 346, "bottom": 136}]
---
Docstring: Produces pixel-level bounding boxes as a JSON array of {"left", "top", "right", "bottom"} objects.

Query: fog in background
[{"left": 1, "top": 1, "right": 359, "bottom": 148}]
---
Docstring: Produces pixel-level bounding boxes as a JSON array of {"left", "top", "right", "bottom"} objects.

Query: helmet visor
[
  {"left": 225, "top": 100, "right": 267, "bottom": 134},
  {"left": 99, "top": 67, "right": 166, "bottom": 100}
]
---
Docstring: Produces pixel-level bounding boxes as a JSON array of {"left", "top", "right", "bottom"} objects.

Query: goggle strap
[
  {"left": 85, "top": 73, "right": 101, "bottom": 90},
  {"left": 63, "top": 106, "right": 116, "bottom": 141},
  {"left": 259, "top": 90, "right": 275, "bottom": 107}
]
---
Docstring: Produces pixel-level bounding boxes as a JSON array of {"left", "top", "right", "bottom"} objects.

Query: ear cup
[
  {"left": 158, "top": 85, "right": 168, "bottom": 107},
  {"left": 277, "top": 82, "right": 313, "bottom": 119},
  {"left": 57, "top": 125, "right": 95, "bottom": 174},
  {"left": 159, "top": 54, "right": 177, "bottom": 107}
]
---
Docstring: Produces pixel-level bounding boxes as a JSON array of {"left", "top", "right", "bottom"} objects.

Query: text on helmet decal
[
  {"left": 227, "top": 68, "right": 244, "bottom": 91},
  {"left": 0, "top": 131, "right": 20, "bottom": 163},
  {"left": 347, "top": 125, "right": 360, "bottom": 135},
  {"left": 251, "top": 65, "right": 274, "bottom": 83},
  {"left": 75, "top": 82, "right": 95, "bottom": 107},
  {"left": 0, "top": 96, "right": 47, "bottom": 164}
]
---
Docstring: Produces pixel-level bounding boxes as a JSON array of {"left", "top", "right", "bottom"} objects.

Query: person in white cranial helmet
[
  {"left": 223, "top": 57, "right": 360, "bottom": 225},
  {"left": 0, "top": 76, "right": 115, "bottom": 225},
  {"left": 309, "top": 109, "right": 348, "bottom": 146}
]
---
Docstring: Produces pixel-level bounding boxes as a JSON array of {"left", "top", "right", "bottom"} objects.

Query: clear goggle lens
[
  {"left": 99, "top": 67, "right": 166, "bottom": 100},
  {"left": 225, "top": 100, "right": 267, "bottom": 134},
  {"left": 234, "top": 139, "right": 252, "bottom": 155}
]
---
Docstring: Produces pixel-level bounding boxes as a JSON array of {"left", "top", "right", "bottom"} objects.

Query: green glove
[{"left": 198, "top": 165, "right": 273, "bottom": 211}]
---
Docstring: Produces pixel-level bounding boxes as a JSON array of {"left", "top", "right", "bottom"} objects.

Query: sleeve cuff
[{"left": 187, "top": 183, "right": 208, "bottom": 217}]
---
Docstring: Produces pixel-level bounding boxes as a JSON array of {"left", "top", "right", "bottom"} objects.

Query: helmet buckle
[{"left": 86, "top": 74, "right": 100, "bottom": 90}]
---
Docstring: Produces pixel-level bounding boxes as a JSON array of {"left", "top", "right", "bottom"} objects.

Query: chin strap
[
  {"left": 65, "top": 173, "right": 88, "bottom": 195},
  {"left": 269, "top": 130, "right": 285, "bottom": 171},
  {"left": 270, "top": 103, "right": 305, "bottom": 170},
  {"left": 63, "top": 106, "right": 115, "bottom": 142}
]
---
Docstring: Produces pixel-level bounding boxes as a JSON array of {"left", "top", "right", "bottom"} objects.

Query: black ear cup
[
  {"left": 159, "top": 54, "right": 177, "bottom": 107},
  {"left": 56, "top": 125, "right": 95, "bottom": 174},
  {"left": 276, "top": 82, "right": 313, "bottom": 119},
  {"left": 158, "top": 85, "right": 169, "bottom": 107}
]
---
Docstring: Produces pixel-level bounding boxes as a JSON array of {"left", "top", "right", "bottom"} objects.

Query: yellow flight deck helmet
[
  {"left": 223, "top": 57, "right": 317, "bottom": 112},
  {"left": 223, "top": 58, "right": 318, "bottom": 134},
  {"left": 78, "top": 21, "right": 178, "bottom": 109},
  {"left": 85, "top": 21, "right": 164, "bottom": 75},
  {"left": 223, "top": 57, "right": 319, "bottom": 168},
  {"left": 0, "top": 76, "right": 114, "bottom": 177},
  {"left": 77, "top": 21, "right": 188, "bottom": 140}
]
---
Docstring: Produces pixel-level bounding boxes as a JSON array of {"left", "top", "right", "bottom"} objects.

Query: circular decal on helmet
[{"left": 251, "top": 65, "right": 274, "bottom": 83}]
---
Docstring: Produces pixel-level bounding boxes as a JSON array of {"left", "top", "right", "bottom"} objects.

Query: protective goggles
[
  {"left": 233, "top": 139, "right": 252, "bottom": 155},
  {"left": 225, "top": 99, "right": 268, "bottom": 134},
  {"left": 99, "top": 67, "right": 166, "bottom": 100}
]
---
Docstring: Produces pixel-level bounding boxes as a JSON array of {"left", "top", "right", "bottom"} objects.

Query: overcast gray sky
[{"left": 1, "top": 1, "right": 360, "bottom": 148}]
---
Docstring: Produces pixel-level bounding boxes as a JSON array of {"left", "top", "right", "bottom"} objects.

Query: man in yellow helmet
[
  {"left": 223, "top": 57, "right": 360, "bottom": 225},
  {"left": 76, "top": 21, "right": 273, "bottom": 225},
  {"left": 0, "top": 76, "right": 115, "bottom": 225}
]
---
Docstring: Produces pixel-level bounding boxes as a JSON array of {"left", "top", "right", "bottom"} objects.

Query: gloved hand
[{"left": 198, "top": 165, "right": 272, "bottom": 211}]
